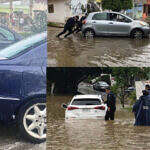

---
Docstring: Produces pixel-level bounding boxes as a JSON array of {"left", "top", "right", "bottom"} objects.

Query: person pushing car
[
  {"left": 74, "top": 13, "right": 88, "bottom": 34},
  {"left": 105, "top": 87, "right": 116, "bottom": 121},
  {"left": 56, "top": 16, "right": 79, "bottom": 38}
]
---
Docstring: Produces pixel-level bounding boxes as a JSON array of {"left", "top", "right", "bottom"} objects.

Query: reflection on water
[
  {"left": 48, "top": 27, "right": 150, "bottom": 67},
  {"left": 47, "top": 95, "right": 150, "bottom": 150}
]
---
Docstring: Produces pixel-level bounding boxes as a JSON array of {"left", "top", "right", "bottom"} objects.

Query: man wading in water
[
  {"left": 105, "top": 87, "right": 116, "bottom": 121},
  {"left": 56, "top": 16, "right": 79, "bottom": 38}
]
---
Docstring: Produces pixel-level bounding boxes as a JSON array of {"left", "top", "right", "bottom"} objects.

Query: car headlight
[{"left": 140, "top": 21, "right": 149, "bottom": 27}]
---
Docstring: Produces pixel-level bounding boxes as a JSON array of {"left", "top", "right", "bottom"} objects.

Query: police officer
[
  {"left": 105, "top": 87, "right": 116, "bottom": 121},
  {"left": 145, "top": 84, "right": 150, "bottom": 94},
  {"left": 133, "top": 90, "right": 150, "bottom": 126},
  {"left": 57, "top": 16, "right": 79, "bottom": 38}
]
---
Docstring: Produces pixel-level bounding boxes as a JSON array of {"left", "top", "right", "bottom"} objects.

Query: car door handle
[
  {"left": 109, "top": 22, "right": 113, "bottom": 24},
  {"left": 92, "top": 21, "right": 96, "bottom": 23}
]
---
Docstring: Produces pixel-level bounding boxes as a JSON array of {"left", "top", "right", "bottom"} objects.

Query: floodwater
[
  {"left": 48, "top": 27, "right": 150, "bottom": 67},
  {"left": 47, "top": 95, "right": 150, "bottom": 150},
  {"left": 0, "top": 124, "right": 46, "bottom": 150}
]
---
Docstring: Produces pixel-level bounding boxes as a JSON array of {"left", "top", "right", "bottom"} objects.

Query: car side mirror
[{"left": 62, "top": 103, "right": 68, "bottom": 109}]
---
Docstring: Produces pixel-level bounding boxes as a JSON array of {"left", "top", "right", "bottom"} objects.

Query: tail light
[
  {"left": 94, "top": 106, "right": 105, "bottom": 110},
  {"left": 82, "top": 20, "right": 86, "bottom": 24},
  {"left": 67, "top": 106, "right": 79, "bottom": 111}
]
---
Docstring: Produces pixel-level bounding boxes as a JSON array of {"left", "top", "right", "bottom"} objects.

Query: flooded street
[
  {"left": 47, "top": 95, "right": 150, "bottom": 150},
  {"left": 0, "top": 124, "right": 46, "bottom": 150},
  {"left": 48, "top": 27, "right": 150, "bottom": 67}
]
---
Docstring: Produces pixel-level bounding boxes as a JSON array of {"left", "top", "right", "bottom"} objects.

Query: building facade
[
  {"left": 143, "top": 0, "right": 150, "bottom": 18},
  {"left": 48, "top": 0, "right": 88, "bottom": 23}
]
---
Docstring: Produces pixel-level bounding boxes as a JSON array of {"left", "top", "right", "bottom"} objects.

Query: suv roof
[{"left": 73, "top": 95, "right": 102, "bottom": 99}]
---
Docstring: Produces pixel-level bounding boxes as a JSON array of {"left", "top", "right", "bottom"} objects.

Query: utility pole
[
  {"left": 30, "top": 0, "right": 33, "bottom": 18},
  {"left": 9, "top": 0, "right": 13, "bottom": 27},
  {"left": 133, "top": 0, "right": 135, "bottom": 19}
]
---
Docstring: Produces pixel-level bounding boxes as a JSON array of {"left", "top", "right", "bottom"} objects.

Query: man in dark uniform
[
  {"left": 74, "top": 13, "right": 88, "bottom": 34},
  {"left": 145, "top": 84, "right": 150, "bottom": 94},
  {"left": 133, "top": 90, "right": 150, "bottom": 126},
  {"left": 56, "top": 16, "right": 79, "bottom": 38},
  {"left": 105, "top": 87, "right": 116, "bottom": 121}
]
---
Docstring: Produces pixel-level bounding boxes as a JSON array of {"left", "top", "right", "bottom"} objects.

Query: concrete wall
[{"left": 48, "top": 0, "right": 87, "bottom": 23}]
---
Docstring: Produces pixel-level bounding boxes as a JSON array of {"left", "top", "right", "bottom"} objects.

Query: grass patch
[
  {"left": 19, "top": 32, "right": 33, "bottom": 38},
  {"left": 122, "top": 106, "right": 133, "bottom": 112},
  {"left": 0, "top": 6, "right": 29, "bottom": 14}
]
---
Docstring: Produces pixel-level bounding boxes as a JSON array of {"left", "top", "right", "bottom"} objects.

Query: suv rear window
[
  {"left": 92, "top": 13, "right": 107, "bottom": 20},
  {"left": 71, "top": 98, "right": 101, "bottom": 105}
]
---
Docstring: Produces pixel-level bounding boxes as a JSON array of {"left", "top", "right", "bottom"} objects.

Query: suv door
[
  {"left": 92, "top": 12, "right": 109, "bottom": 35},
  {"left": 107, "top": 13, "right": 132, "bottom": 36}
]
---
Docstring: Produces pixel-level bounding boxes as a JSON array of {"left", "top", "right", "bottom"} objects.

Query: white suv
[{"left": 62, "top": 95, "right": 107, "bottom": 119}]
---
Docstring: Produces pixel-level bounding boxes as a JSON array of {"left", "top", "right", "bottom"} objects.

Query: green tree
[
  {"left": 112, "top": 67, "right": 150, "bottom": 108},
  {"left": 102, "top": 0, "right": 133, "bottom": 12},
  {"left": 121, "top": 0, "right": 133, "bottom": 11}
]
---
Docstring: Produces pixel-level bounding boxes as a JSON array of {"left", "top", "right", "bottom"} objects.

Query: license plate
[{"left": 82, "top": 109, "right": 90, "bottom": 112}]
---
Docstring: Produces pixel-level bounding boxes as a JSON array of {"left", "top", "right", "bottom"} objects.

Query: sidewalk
[{"left": 47, "top": 22, "right": 64, "bottom": 28}]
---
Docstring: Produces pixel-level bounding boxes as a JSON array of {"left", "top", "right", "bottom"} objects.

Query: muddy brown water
[
  {"left": 47, "top": 95, "right": 150, "bottom": 150},
  {"left": 48, "top": 27, "right": 150, "bottom": 67}
]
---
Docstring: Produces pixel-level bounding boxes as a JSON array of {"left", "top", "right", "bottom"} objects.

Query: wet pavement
[
  {"left": 0, "top": 124, "right": 46, "bottom": 150},
  {"left": 47, "top": 95, "right": 150, "bottom": 150},
  {"left": 48, "top": 27, "right": 150, "bottom": 67}
]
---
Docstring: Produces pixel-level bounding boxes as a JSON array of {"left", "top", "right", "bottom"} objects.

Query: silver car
[{"left": 82, "top": 11, "right": 150, "bottom": 39}]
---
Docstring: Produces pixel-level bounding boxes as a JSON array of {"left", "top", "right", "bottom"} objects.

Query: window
[
  {"left": 92, "top": 13, "right": 107, "bottom": 20},
  {"left": 71, "top": 99, "right": 101, "bottom": 105},
  {"left": 48, "top": 4, "right": 54, "bottom": 13},
  {"left": 0, "top": 32, "right": 46, "bottom": 59},
  {"left": 109, "top": 13, "right": 132, "bottom": 23},
  {"left": 0, "top": 27, "right": 14, "bottom": 41},
  {"left": 0, "top": 33, "right": 7, "bottom": 41}
]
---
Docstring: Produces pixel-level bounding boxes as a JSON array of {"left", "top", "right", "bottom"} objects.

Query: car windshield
[
  {"left": 99, "top": 82, "right": 108, "bottom": 86},
  {"left": 71, "top": 98, "right": 101, "bottom": 105},
  {"left": 0, "top": 32, "right": 46, "bottom": 59}
]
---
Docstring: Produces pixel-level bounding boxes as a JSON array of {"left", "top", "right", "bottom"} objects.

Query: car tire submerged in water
[
  {"left": 131, "top": 29, "right": 144, "bottom": 39},
  {"left": 83, "top": 29, "right": 95, "bottom": 38},
  {"left": 18, "top": 98, "right": 46, "bottom": 143}
]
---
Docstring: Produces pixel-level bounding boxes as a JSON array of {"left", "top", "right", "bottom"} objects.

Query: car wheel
[
  {"left": 18, "top": 98, "right": 46, "bottom": 143},
  {"left": 83, "top": 29, "right": 95, "bottom": 38},
  {"left": 131, "top": 29, "right": 143, "bottom": 39}
]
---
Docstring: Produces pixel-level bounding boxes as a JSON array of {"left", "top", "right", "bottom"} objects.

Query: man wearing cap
[
  {"left": 57, "top": 16, "right": 79, "bottom": 38},
  {"left": 105, "top": 87, "right": 116, "bottom": 121},
  {"left": 145, "top": 84, "right": 150, "bottom": 95}
]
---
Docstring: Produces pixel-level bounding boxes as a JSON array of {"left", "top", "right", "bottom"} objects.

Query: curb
[{"left": 47, "top": 22, "right": 64, "bottom": 28}]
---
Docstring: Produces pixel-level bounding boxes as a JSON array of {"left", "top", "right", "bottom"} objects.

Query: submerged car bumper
[{"left": 65, "top": 116, "right": 105, "bottom": 120}]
